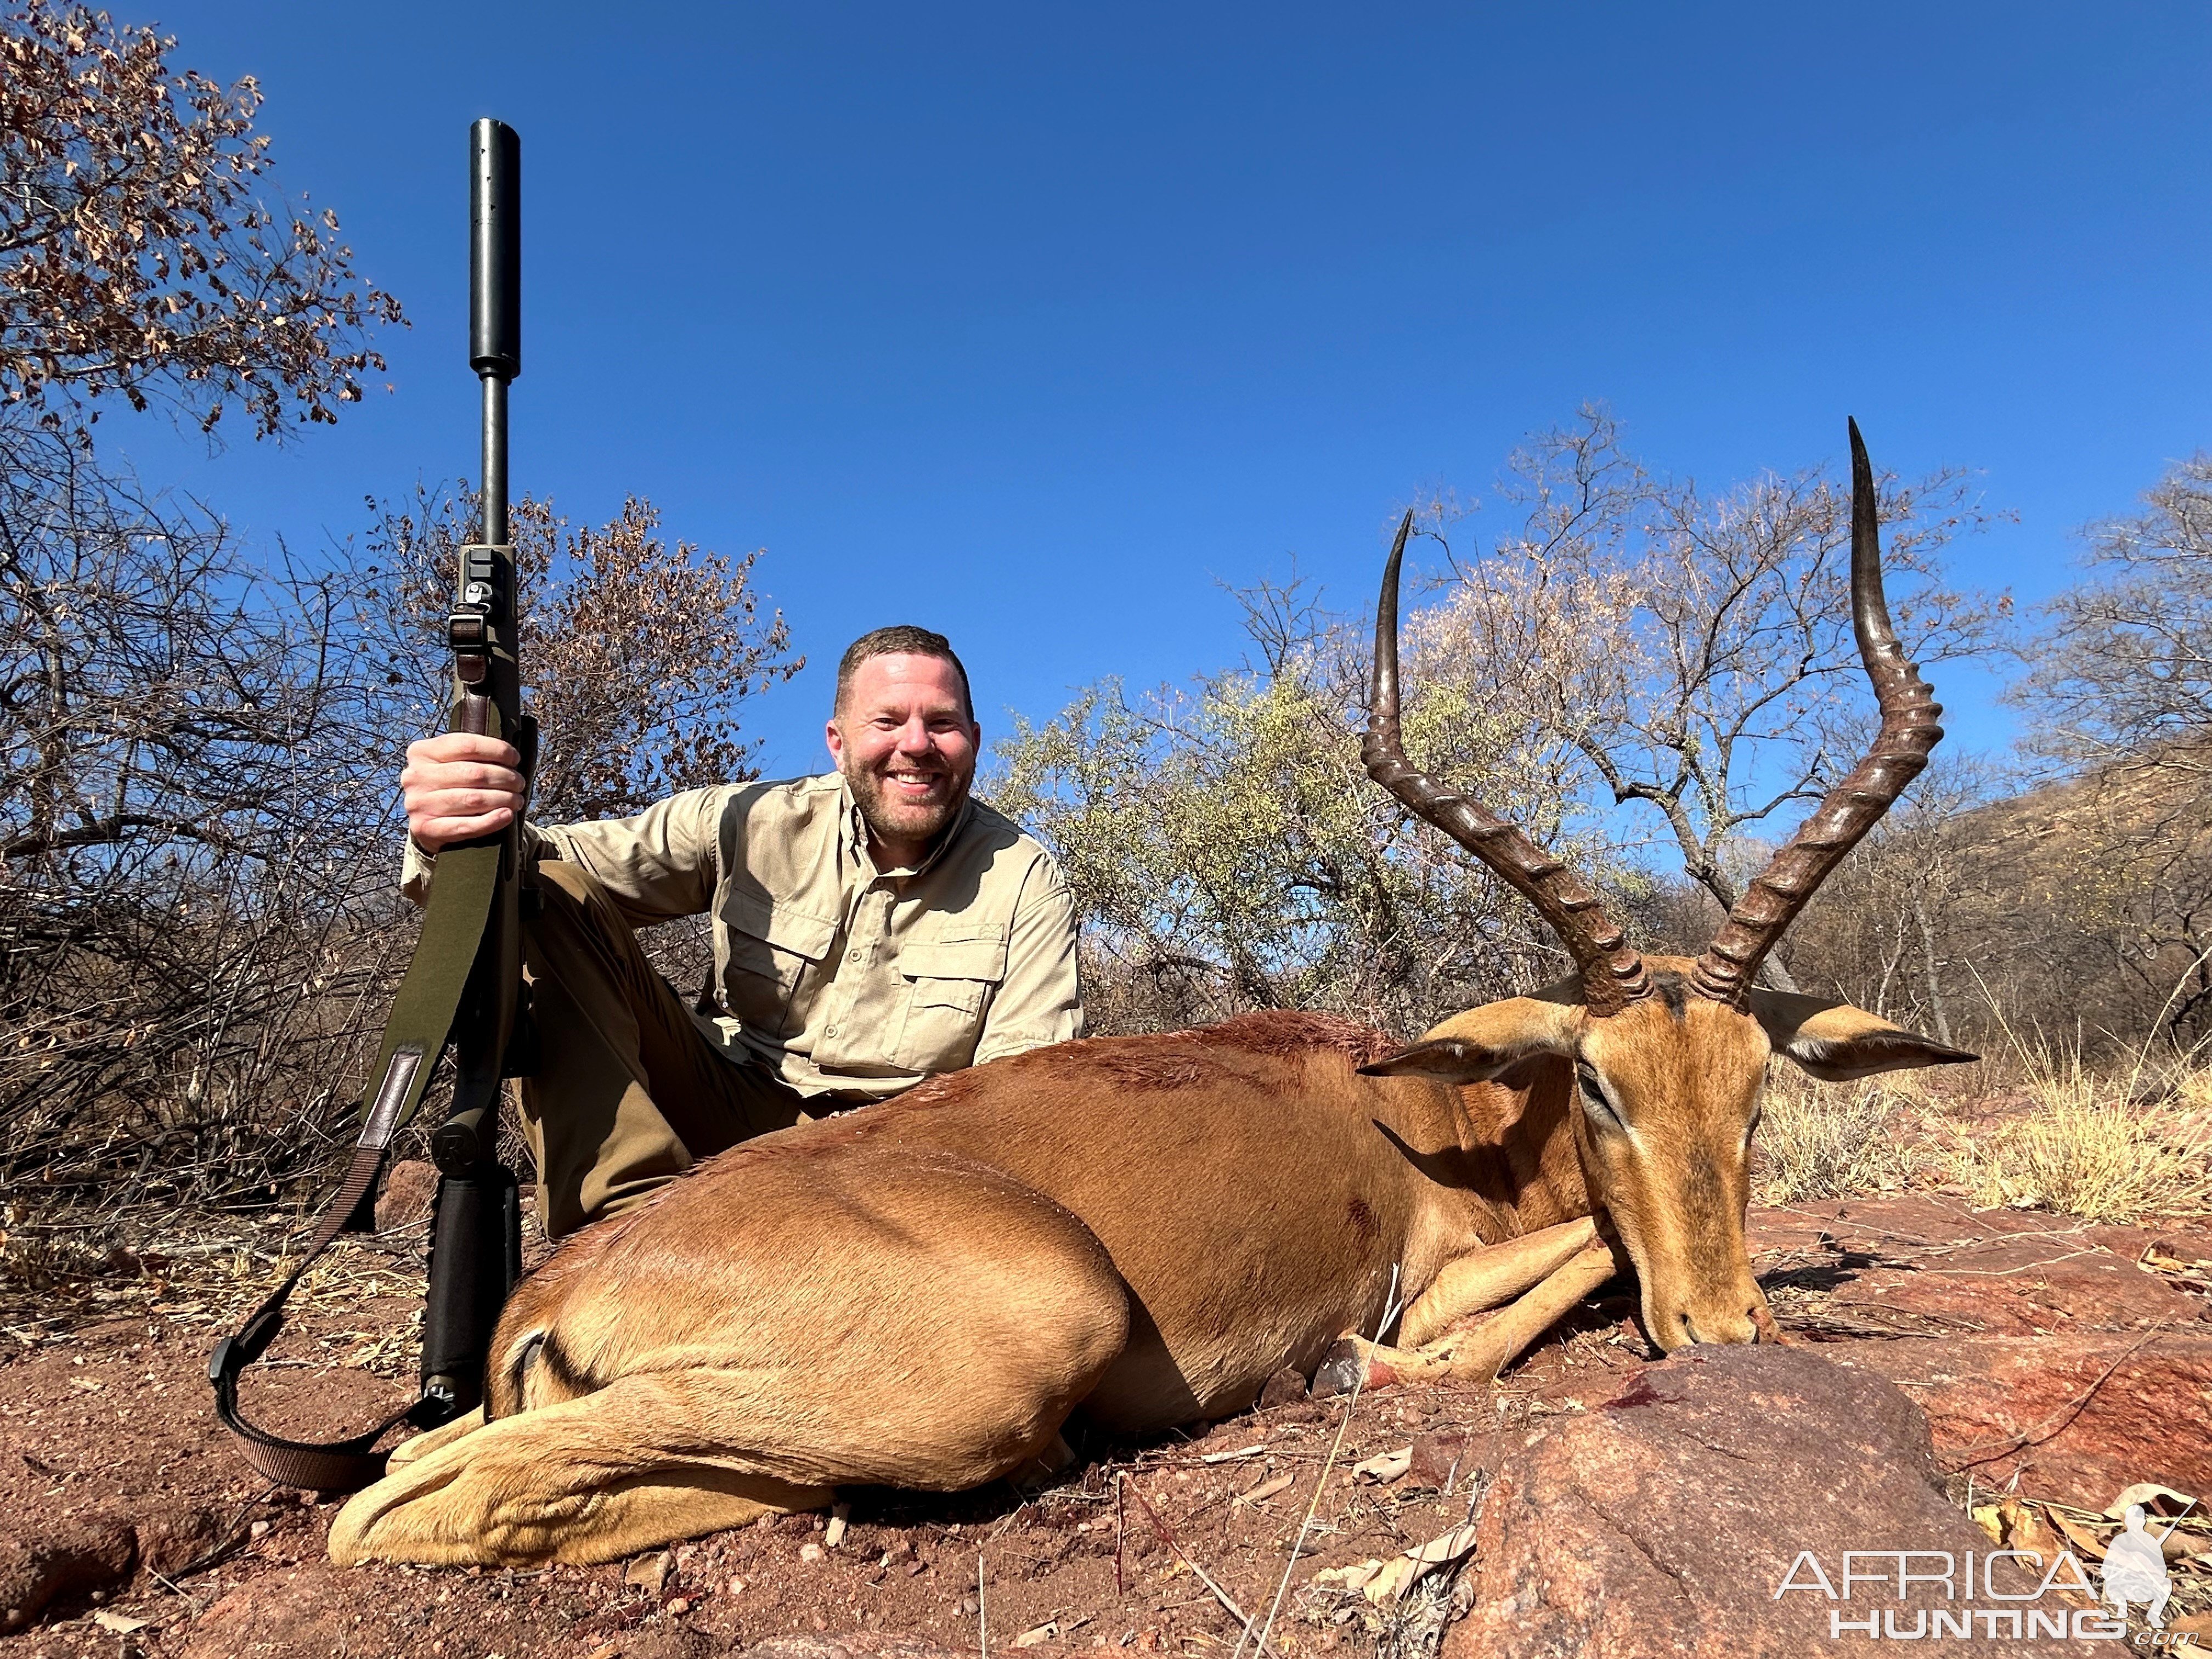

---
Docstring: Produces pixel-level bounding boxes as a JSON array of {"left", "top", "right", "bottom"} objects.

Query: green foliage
[{"left": 989, "top": 611, "right": 1641, "bottom": 1037}]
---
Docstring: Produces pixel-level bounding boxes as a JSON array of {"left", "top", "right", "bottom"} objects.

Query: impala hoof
[{"left": 1312, "top": 1338, "right": 1397, "bottom": 1398}]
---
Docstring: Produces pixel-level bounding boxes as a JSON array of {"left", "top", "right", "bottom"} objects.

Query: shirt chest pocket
[
  {"left": 719, "top": 893, "right": 837, "bottom": 1038},
  {"left": 893, "top": 930, "right": 1008, "bottom": 1073}
]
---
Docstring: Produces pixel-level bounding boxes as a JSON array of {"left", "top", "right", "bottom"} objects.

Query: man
[{"left": 399, "top": 625, "right": 1082, "bottom": 1237}]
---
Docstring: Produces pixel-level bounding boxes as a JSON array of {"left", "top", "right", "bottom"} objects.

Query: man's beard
[{"left": 840, "top": 754, "right": 970, "bottom": 852}]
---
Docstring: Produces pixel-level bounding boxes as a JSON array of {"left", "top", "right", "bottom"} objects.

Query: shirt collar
[{"left": 834, "top": 772, "right": 974, "bottom": 881}]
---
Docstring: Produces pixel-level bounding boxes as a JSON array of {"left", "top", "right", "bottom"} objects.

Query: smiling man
[{"left": 398, "top": 625, "right": 1082, "bottom": 1236}]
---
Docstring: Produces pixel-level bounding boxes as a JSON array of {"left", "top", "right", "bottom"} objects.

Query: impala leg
[
  {"left": 1396, "top": 1217, "right": 1598, "bottom": 1348},
  {"left": 1319, "top": 1239, "right": 1621, "bottom": 1392},
  {"left": 331, "top": 1166, "right": 1135, "bottom": 1567},
  {"left": 329, "top": 1374, "right": 837, "bottom": 1567},
  {"left": 385, "top": 1405, "right": 486, "bottom": 1471}
]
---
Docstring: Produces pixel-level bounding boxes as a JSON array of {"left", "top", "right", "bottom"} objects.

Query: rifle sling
[{"left": 208, "top": 836, "right": 503, "bottom": 1491}]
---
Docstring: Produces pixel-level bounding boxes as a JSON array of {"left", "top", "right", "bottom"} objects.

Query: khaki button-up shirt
[{"left": 402, "top": 773, "right": 1082, "bottom": 1101}]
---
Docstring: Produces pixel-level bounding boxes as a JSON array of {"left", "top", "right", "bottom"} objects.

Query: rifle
[{"left": 210, "top": 117, "right": 535, "bottom": 1488}]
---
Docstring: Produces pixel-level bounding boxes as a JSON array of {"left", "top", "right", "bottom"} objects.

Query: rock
[
  {"left": 375, "top": 1159, "right": 439, "bottom": 1232},
  {"left": 179, "top": 1570, "right": 353, "bottom": 1659},
  {"left": 1841, "top": 1331, "right": 2212, "bottom": 1504},
  {"left": 1748, "top": 1197, "right": 2210, "bottom": 1339},
  {"left": 0, "top": 1511, "right": 136, "bottom": 1626},
  {"left": 1409, "top": 1429, "right": 1483, "bottom": 1493},
  {"left": 624, "top": 1549, "right": 673, "bottom": 1595},
  {"left": 136, "top": 1505, "right": 222, "bottom": 1576},
  {"left": 1442, "top": 1346, "right": 2061, "bottom": 1659},
  {"left": 1258, "top": 1365, "right": 1308, "bottom": 1407}
]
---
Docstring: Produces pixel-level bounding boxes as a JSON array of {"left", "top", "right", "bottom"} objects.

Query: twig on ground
[
  {"left": 1944, "top": 1324, "right": 2169, "bottom": 1471},
  {"left": 1120, "top": 1478, "right": 1261, "bottom": 1644},
  {"left": 1237, "top": 1263, "right": 1402, "bottom": 1659}
]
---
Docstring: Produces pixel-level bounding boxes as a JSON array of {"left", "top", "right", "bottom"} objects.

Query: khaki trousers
[{"left": 519, "top": 860, "right": 810, "bottom": 1237}]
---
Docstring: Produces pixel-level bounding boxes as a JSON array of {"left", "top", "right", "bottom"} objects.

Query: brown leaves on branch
[
  {"left": 0, "top": 1, "right": 404, "bottom": 437},
  {"left": 358, "top": 488, "right": 803, "bottom": 825}
]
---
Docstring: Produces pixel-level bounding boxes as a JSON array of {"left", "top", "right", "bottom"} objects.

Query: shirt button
[
  {"left": 847, "top": 950, "right": 861, "bottom": 962},
  {"left": 826, "top": 1025, "right": 838, "bottom": 1037}
]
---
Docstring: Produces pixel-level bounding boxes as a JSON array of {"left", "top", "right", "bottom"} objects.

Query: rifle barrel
[{"left": 469, "top": 117, "right": 521, "bottom": 545}]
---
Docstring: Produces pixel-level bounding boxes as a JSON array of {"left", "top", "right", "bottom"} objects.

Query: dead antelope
[{"left": 329, "top": 420, "right": 1972, "bottom": 1568}]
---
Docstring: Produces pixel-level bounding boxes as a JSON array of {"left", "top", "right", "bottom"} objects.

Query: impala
[{"left": 330, "top": 421, "right": 1972, "bottom": 1567}]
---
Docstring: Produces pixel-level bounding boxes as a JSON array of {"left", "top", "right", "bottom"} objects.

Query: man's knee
[
  {"left": 527, "top": 860, "right": 633, "bottom": 971},
  {"left": 534, "top": 856, "right": 611, "bottom": 914}
]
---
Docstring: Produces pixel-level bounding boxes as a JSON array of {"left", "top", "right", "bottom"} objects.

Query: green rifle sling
[{"left": 209, "top": 719, "right": 512, "bottom": 1491}]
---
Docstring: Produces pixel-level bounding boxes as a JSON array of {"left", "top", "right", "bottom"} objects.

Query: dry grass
[
  {"left": 1751, "top": 1026, "right": 2212, "bottom": 1223},
  {"left": 1936, "top": 998, "right": 2212, "bottom": 1222},
  {"left": 1752, "top": 1071, "right": 1922, "bottom": 1204},
  {"left": 1945, "top": 1090, "right": 2212, "bottom": 1222}
]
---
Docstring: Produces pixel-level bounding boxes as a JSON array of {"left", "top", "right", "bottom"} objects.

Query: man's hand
[{"left": 402, "top": 733, "right": 526, "bottom": 855}]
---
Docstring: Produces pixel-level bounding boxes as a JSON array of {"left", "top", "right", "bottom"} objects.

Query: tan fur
[{"left": 331, "top": 968, "right": 1967, "bottom": 1568}]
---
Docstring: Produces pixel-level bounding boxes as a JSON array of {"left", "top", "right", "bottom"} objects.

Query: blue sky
[{"left": 117, "top": 2, "right": 2212, "bottom": 779}]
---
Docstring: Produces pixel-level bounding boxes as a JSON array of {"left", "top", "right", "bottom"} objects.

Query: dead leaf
[
  {"left": 2045, "top": 1508, "right": 2108, "bottom": 1561},
  {"left": 92, "top": 1610, "right": 149, "bottom": 1634},
  {"left": 1014, "top": 1623, "right": 1058, "bottom": 1647},
  {"left": 1234, "top": 1473, "right": 1295, "bottom": 1508},
  {"left": 2107, "top": 1482, "right": 2197, "bottom": 1518},
  {"left": 1363, "top": 1558, "right": 1419, "bottom": 1604},
  {"left": 1315, "top": 1561, "right": 1381, "bottom": 1591},
  {"left": 1352, "top": 1446, "right": 1412, "bottom": 1483},
  {"left": 825, "top": 1502, "right": 849, "bottom": 1549},
  {"left": 1403, "top": 1523, "right": 1481, "bottom": 1567},
  {"left": 1354, "top": 1523, "right": 1485, "bottom": 1605}
]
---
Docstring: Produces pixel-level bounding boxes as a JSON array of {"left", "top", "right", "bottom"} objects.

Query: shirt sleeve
[
  {"left": 399, "top": 821, "right": 551, "bottom": 909},
  {"left": 534, "top": 788, "right": 726, "bottom": 924},
  {"left": 974, "top": 854, "right": 1084, "bottom": 1064}
]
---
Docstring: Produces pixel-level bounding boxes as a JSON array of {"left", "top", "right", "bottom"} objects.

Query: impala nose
[{"left": 1674, "top": 1298, "right": 1765, "bottom": 1347}]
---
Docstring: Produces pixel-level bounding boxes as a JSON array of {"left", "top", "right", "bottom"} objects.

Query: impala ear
[
  {"left": 1358, "top": 998, "right": 1577, "bottom": 1082},
  {"left": 1748, "top": 989, "right": 1978, "bottom": 1082}
]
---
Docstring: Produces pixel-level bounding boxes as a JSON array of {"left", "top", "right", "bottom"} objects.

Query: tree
[
  {"left": 2015, "top": 454, "right": 2212, "bottom": 777},
  {"left": 1, "top": 1, "right": 403, "bottom": 437},
  {"left": 0, "top": 414, "right": 399, "bottom": 1209},
  {"left": 353, "top": 488, "right": 804, "bottom": 825},
  {"left": 989, "top": 579, "right": 1638, "bottom": 1038},
  {"left": 1774, "top": 756, "right": 2006, "bottom": 1045},
  {"left": 1414, "top": 406, "right": 2006, "bottom": 990}
]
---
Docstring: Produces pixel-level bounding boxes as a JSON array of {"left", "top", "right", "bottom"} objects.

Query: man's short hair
[{"left": 835, "top": 625, "right": 974, "bottom": 720}]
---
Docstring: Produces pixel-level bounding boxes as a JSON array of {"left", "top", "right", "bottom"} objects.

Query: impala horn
[
  {"left": 1364, "top": 510, "right": 1652, "bottom": 1014},
  {"left": 1688, "top": 419, "right": 1945, "bottom": 1005}
]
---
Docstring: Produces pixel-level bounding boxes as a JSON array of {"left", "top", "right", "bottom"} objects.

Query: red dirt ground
[{"left": 3, "top": 1197, "right": 2207, "bottom": 1658}]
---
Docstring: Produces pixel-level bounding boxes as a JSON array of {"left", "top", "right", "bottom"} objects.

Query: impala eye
[{"left": 1576, "top": 1065, "right": 1623, "bottom": 1130}]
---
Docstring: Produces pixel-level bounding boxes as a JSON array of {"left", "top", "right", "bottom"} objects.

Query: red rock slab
[
  {"left": 1837, "top": 1331, "right": 2212, "bottom": 1508},
  {"left": 1751, "top": 1197, "right": 2209, "bottom": 1337},
  {"left": 1443, "top": 1346, "right": 2052, "bottom": 1659}
]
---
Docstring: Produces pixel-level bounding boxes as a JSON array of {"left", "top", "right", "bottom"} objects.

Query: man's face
[{"left": 825, "top": 652, "right": 980, "bottom": 857}]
